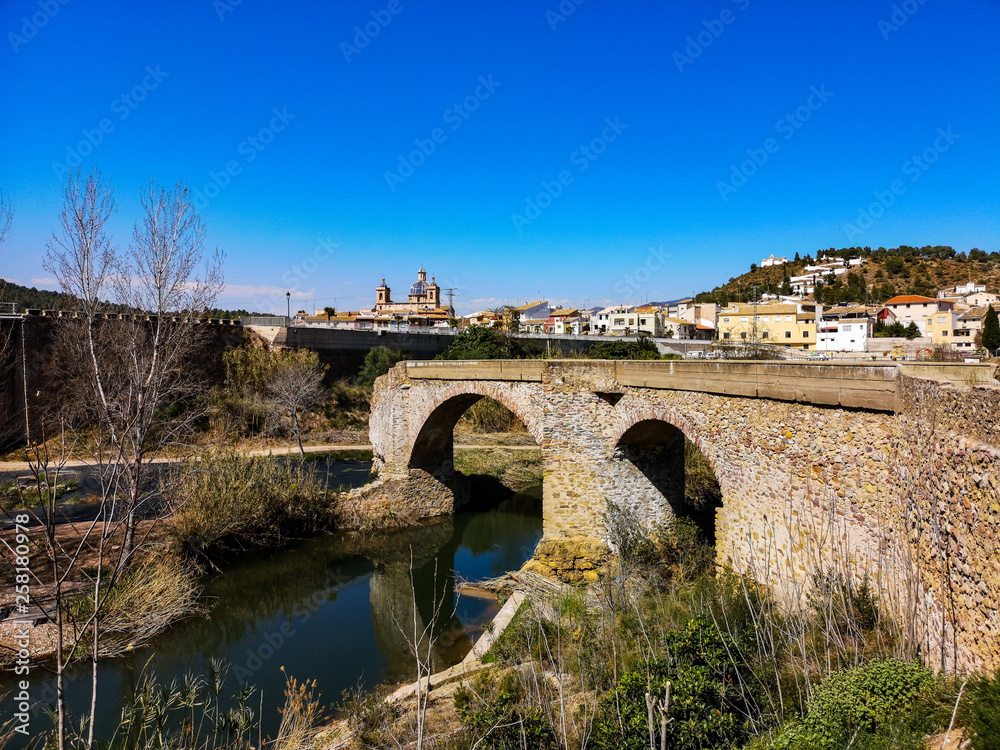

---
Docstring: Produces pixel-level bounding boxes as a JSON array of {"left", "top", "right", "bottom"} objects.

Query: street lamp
[{"left": 286, "top": 291, "right": 290, "bottom": 321}]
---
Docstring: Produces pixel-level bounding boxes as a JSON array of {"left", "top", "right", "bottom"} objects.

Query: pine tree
[{"left": 982, "top": 305, "right": 1000, "bottom": 352}]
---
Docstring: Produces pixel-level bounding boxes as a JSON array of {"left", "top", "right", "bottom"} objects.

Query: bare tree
[
  {"left": 34, "top": 168, "right": 222, "bottom": 749},
  {"left": 0, "top": 190, "right": 12, "bottom": 246},
  {"left": 265, "top": 348, "right": 327, "bottom": 456},
  {"left": 45, "top": 169, "right": 224, "bottom": 558},
  {"left": 0, "top": 190, "right": 16, "bottom": 442}
]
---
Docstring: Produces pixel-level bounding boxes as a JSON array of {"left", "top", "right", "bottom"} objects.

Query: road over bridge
[{"left": 361, "top": 359, "right": 1000, "bottom": 671}]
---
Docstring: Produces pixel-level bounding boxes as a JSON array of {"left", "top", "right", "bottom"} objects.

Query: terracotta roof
[
  {"left": 959, "top": 304, "right": 1000, "bottom": 320},
  {"left": 884, "top": 295, "right": 939, "bottom": 304}
]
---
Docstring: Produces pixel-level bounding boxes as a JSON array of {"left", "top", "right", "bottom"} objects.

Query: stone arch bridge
[{"left": 365, "top": 359, "right": 1000, "bottom": 671}]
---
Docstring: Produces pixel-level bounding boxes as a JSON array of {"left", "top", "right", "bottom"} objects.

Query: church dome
[{"left": 409, "top": 279, "right": 429, "bottom": 296}]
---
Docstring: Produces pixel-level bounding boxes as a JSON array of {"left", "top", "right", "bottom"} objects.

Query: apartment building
[{"left": 717, "top": 303, "right": 816, "bottom": 349}]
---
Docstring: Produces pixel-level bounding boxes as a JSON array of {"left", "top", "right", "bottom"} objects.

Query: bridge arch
[
  {"left": 406, "top": 381, "right": 543, "bottom": 470},
  {"left": 602, "top": 396, "right": 731, "bottom": 543},
  {"left": 403, "top": 381, "right": 544, "bottom": 511}
]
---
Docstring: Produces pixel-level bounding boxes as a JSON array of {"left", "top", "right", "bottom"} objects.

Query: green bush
[
  {"left": 777, "top": 658, "right": 935, "bottom": 750},
  {"left": 324, "top": 380, "right": 371, "bottom": 428},
  {"left": 965, "top": 670, "right": 1000, "bottom": 750},
  {"left": 357, "top": 346, "right": 410, "bottom": 385},
  {"left": 454, "top": 670, "right": 556, "bottom": 749},
  {"left": 585, "top": 338, "right": 661, "bottom": 360},
  {"left": 593, "top": 616, "right": 757, "bottom": 750},
  {"left": 437, "top": 324, "right": 525, "bottom": 360}
]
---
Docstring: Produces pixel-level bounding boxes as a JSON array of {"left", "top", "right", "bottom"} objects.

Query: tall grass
[
  {"left": 165, "top": 451, "right": 336, "bottom": 562},
  {"left": 457, "top": 398, "right": 528, "bottom": 433},
  {"left": 462, "top": 499, "right": 974, "bottom": 750}
]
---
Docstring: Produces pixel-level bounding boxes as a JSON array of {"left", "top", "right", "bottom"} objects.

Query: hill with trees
[
  {"left": 695, "top": 245, "right": 1000, "bottom": 307},
  {"left": 0, "top": 278, "right": 258, "bottom": 318}
]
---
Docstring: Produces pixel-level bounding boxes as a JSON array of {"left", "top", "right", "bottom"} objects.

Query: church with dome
[
  {"left": 375, "top": 267, "right": 442, "bottom": 312},
  {"left": 355, "top": 267, "right": 453, "bottom": 329}
]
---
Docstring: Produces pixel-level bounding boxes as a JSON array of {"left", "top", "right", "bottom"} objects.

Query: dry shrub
[
  {"left": 165, "top": 450, "right": 335, "bottom": 561},
  {"left": 65, "top": 553, "right": 201, "bottom": 658},
  {"left": 458, "top": 398, "right": 527, "bottom": 433},
  {"left": 99, "top": 553, "right": 201, "bottom": 655},
  {"left": 274, "top": 670, "right": 326, "bottom": 750}
]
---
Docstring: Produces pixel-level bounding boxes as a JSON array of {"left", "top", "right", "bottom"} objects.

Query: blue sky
[{"left": 1, "top": 0, "right": 997, "bottom": 314}]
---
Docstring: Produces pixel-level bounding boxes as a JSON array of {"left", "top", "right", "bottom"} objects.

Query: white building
[
  {"left": 816, "top": 307, "right": 873, "bottom": 352},
  {"left": 591, "top": 305, "right": 633, "bottom": 334},
  {"left": 515, "top": 300, "right": 549, "bottom": 332},
  {"left": 761, "top": 254, "right": 789, "bottom": 267},
  {"left": 939, "top": 282, "right": 986, "bottom": 299},
  {"left": 965, "top": 291, "right": 1000, "bottom": 307}
]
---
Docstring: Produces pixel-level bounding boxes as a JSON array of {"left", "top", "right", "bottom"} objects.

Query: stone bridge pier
[{"left": 364, "top": 358, "right": 1000, "bottom": 672}]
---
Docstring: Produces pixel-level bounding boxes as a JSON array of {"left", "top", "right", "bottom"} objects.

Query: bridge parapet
[{"left": 404, "top": 359, "right": 996, "bottom": 412}]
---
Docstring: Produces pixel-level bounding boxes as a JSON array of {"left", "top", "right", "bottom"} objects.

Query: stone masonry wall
[{"left": 368, "top": 361, "right": 1000, "bottom": 672}]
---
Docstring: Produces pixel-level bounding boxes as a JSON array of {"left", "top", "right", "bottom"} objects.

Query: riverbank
[
  {"left": 0, "top": 442, "right": 543, "bottom": 669},
  {"left": 0, "top": 484, "right": 545, "bottom": 748},
  {"left": 326, "top": 535, "right": 1000, "bottom": 750}
]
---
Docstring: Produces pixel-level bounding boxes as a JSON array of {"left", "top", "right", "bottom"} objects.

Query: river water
[{"left": 8, "top": 481, "right": 543, "bottom": 744}]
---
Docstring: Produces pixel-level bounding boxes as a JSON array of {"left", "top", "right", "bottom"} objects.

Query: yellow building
[
  {"left": 718, "top": 304, "right": 816, "bottom": 349},
  {"left": 923, "top": 310, "right": 962, "bottom": 346}
]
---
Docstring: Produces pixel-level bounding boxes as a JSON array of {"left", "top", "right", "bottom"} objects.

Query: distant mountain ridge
[{"left": 0, "top": 279, "right": 258, "bottom": 319}]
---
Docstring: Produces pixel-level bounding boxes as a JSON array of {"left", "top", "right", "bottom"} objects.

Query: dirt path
[{"left": 0, "top": 442, "right": 539, "bottom": 474}]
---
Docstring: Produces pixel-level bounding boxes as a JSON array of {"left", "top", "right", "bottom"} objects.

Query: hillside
[
  {"left": 695, "top": 245, "right": 1000, "bottom": 306},
  {"left": 0, "top": 279, "right": 258, "bottom": 318}
]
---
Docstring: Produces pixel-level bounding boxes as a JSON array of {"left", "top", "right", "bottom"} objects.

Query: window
[
  {"left": 843, "top": 325, "right": 851, "bottom": 332},
  {"left": 785, "top": 331, "right": 792, "bottom": 339},
  {"left": 937, "top": 317, "right": 945, "bottom": 324},
  {"left": 740, "top": 316, "right": 748, "bottom": 323},
  {"left": 723, "top": 332, "right": 730, "bottom": 340},
  {"left": 943, "top": 330, "right": 948, "bottom": 336},
  {"left": 740, "top": 332, "right": 747, "bottom": 340},
  {"left": 640, "top": 318, "right": 647, "bottom": 325},
  {"left": 723, "top": 317, "right": 730, "bottom": 323},
  {"left": 803, "top": 330, "right": 810, "bottom": 338},
  {"left": 785, "top": 315, "right": 792, "bottom": 322},
  {"left": 762, "top": 331, "right": 769, "bottom": 338},
  {"left": 614, "top": 318, "right": 624, "bottom": 325},
  {"left": 761, "top": 316, "right": 769, "bottom": 322}
]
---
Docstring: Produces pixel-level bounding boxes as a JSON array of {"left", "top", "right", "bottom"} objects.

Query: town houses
[{"left": 291, "top": 261, "right": 998, "bottom": 356}]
